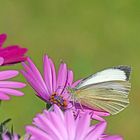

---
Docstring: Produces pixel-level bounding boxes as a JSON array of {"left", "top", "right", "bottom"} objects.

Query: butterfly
[{"left": 67, "top": 66, "right": 131, "bottom": 115}]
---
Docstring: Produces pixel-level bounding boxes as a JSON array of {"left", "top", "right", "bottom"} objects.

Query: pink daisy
[
  {"left": 0, "top": 70, "right": 26, "bottom": 100},
  {"left": 26, "top": 105, "right": 123, "bottom": 140},
  {"left": 21, "top": 55, "right": 75, "bottom": 110},
  {"left": 0, "top": 33, "right": 28, "bottom": 66}
]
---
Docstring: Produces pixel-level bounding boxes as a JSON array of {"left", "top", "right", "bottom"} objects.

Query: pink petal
[
  {"left": 11, "top": 134, "right": 20, "bottom": 140},
  {"left": 0, "top": 57, "right": 4, "bottom": 65},
  {"left": 57, "top": 63, "right": 68, "bottom": 94},
  {"left": 75, "top": 114, "right": 91, "bottom": 140},
  {"left": 67, "top": 70, "right": 73, "bottom": 86},
  {"left": 22, "top": 61, "right": 50, "bottom": 98},
  {"left": 102, "top": 135, "right": 123, "bottom": 140},
  {"left": 33, "top": 114, "right": 51, "bottom": 133},
  {"left": 43, "top": 55, "right": 53, "bottom": 93},
  {"left": 0, "top": 88, "right": 24, "bottom": 96},
  {"left": 21, "top": 70, "right": 49, "bottom": 100},
  {"left": 53, "top": 105, "right": 64, "bottom": 122},
  {"left": 0, "top": 81, "right": 26, "bottom": 88},
  {"left": 0, "top": 45, "right": 28, "bottom": 65},
  {"left": 27, "top": 58, "right": 49, "bottom": 93},
  {"left": 93, "top": 111, "right": 110, "bottom": 117},
  {"left": 44, "top": 111, "right": 67, "bottom": 139},
  {"left": 3, "top": 57, "right": 27, "bottom": 65},
  {"left": 35, "top": 114, "right": 63, "bottom": 140},
  {"left": 1, "top": 46, "right": 27, "bottom": 61},
  {"left": 2, "top": 133, "right": 10, "bottom": 140},
  {"left": 0, "top": 70, "right": 19, "bottom": 80},
  {"left": 0, "top": 92, "right": 10, "bottom": 100},
  {"left": 65, "top": 109, "right": 76, "bottom": 140},
  {"left": 49, "top": 58, "right": 56, "bottom": 92},
  {"left": 86, "top": 122, "right": 107, "bottom": 140},
  {"left": 26, "top": 126, "right": 53, "bottom": 140},
  {"left": 0, "top": 46, "right": 27, "bottom": 56},
  {"left": 91, "top": 114, "right": 106, "bottom": 121},
  {"left": 59, "top": 70, "right": 73, "bottom": 99}
]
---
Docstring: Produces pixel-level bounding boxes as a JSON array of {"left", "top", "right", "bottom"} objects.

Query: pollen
[{"left": 49, "top": 92, "right": 68, "bottom": 108}]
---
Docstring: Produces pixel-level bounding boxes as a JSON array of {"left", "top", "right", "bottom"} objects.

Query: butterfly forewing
[{"left": 75, "top": 66, "right": 131, "bottom": 89}]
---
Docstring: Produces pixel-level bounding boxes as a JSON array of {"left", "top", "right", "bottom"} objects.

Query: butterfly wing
[
  {"left": 74, "top": 66, "right": 131, "bottom": 115},
  {"left": 75, "top": 80, "right": 131, "bottom": 115},
  {"left": 75, "top": 66, "right": 131, "bottom": 89}
]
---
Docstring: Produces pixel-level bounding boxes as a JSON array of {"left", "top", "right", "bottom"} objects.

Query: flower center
[{"left": 49, "top": 93, "right": 68, "bottom": 108}]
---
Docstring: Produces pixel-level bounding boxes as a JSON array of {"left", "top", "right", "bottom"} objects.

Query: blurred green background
[{"left": 0, "top": 0, "right": 139, "bottom": 139}]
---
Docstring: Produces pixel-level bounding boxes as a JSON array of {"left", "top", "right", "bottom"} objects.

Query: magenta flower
[
  {"left": 0, "top": 33, "right": 27, "bottom": 66},
  {"left": 21, "top": 55, "right": 74, "bottom": 109},
  {"left": 26, "top": 105, "right": 123, "bottom": 140},
  {"left": 0, "top": 70, "right": 26, "bottom": 100},
  {"left": 21, "top": 55, "right": 109, "bottom": 119}
]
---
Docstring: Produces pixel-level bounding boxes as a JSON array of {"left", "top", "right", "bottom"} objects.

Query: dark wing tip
[{"left": 113, "top": 65, "right": 131, "bottom": 80}]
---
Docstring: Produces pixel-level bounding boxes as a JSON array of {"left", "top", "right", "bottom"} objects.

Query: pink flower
[
  {"left": 0, "top": 33, "right": 27, "bottom": 66},
  {"left": 26, "top": 105, "right": 123, "bottom": 140},
  {"left": 0, "top": 70, "right": 26, "bottom": 100},
  {"left": 0, "top": 119, "right": 20, "bottom": 140},
  {"left": 21, "top": 55, "right": 74, "bottom": 110},
  {"left": 2, "top": 132, "right": 20, "bottom": 140},
  {"left": 21, "top": 55, "right": 109, "bottom": 119}
]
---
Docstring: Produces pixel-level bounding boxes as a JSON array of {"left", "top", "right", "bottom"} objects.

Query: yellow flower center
[{"left": 49, "top": 92, "right": 68, "bottom": 108}]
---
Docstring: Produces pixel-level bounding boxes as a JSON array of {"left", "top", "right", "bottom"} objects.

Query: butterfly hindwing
[{"left": 75, "top": 80, "right": 131, "bottom": 115}]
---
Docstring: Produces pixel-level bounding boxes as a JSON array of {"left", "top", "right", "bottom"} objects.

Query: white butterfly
[{"left": 68, "top": 66, "right": 131, "bottom": 115}]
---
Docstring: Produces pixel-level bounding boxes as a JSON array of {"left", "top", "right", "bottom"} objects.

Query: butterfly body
[{"left": 68, "top": 66, "right": 131, "bottom": 115}]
